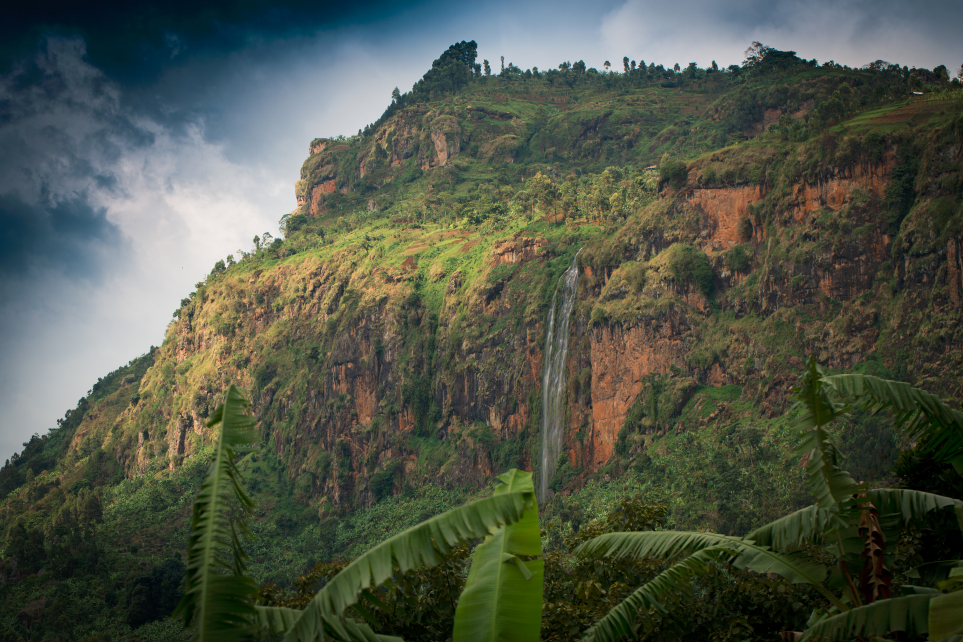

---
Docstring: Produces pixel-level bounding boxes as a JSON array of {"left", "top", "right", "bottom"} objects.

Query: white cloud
[
  {"left": 0, "top": 38, "right": 283, "bottom": 461},
  {"left": 599, "top": 0, "right": 962, "bottom": 70},
  {"left": 0, "top": 30, "right": 450, "bottom": 462}
]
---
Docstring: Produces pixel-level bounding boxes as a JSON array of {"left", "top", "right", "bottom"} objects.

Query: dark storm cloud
[
  {"left": 0, "top": 44, "right": 156, "bottom": 155},
  {"left": 0, "top": 34, "right": 283, "bottom": 463},
  {"left": 0, "top": 38, "right": 151, "bottom": 284},
  {"left": 0, "top": 193, "right": 124, "bottom": 280},
  {"left": 1, "top": 0, "right": 410, "bottom": 83}
]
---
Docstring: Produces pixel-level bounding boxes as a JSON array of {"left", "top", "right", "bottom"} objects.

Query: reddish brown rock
[
  {"left": 493, "top": 236, "right": 546, "bottom": 265},
  {"left": 588, "top": 319, "right": 689, "bottom": 467},
  {"left": 688, "top": 184, "right": 765, "bottom": 253}
]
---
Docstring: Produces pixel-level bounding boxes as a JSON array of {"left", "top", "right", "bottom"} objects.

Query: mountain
[{"left": 1, "top": 43, "right": 962, "bottom": 640}]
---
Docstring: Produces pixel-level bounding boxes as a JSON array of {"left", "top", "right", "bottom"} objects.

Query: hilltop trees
[
  {"left": 742, "top": 40, "right": 808, "bottom": 73},
  {"left": 743, "top": 41, "right": 771, "bottom": 67},
  {"left": 444, "top": 40, "right": 479, "bottom": 71},
  {"left": 412, "top": 42, "right": 477, "bottom": 98},
  {"left": 362, "top": 38, "right": 938, "bottom": 158},
  {"left": 372, "top": 40, "right": 480, "bottom": 128}
]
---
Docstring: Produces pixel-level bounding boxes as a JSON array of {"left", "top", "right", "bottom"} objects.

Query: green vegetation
[
  {"left": 580, "top": 360, "right": 963, "bottom": 642},
  {"left": 176, "top": 387, "right": 541, "bottom": 641},
  {"left": 2, "top": 39, "right": 963, "bottom": 641},
  {"left": 185, "top": 362, "right": 962, "bottom": 641},
  {"left": 667, "top": 244, "right": 714, "bottom": 294}
]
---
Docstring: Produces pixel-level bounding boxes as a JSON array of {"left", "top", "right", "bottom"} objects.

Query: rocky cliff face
[
  {"left": 107, "top": 135, "right": 960, "bottom": 511},
  {"left": 34, "top": 82, "right": 963, "bottom": 517},
  {"left": 553, "top": 138, "right": 961, "bottom": 482},
  {"left": 587, "top": 314, "right": 692, "bottom": 468}
]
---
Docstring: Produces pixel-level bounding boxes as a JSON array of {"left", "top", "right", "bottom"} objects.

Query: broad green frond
[
  {"left": 453, "top": 469, "right": 543, "bottom": 642},
  {"left": 900, "top": 585, "right": 941, "bottom": 595},
  {"left": 574, "top": 529, "right": 743, "bottom": 561},
  {"left": 822, "top": 373, "right": 963, "bottom": 474},
  {"left": 255, "top": 606, "right": 402, "bottom": 642},
  {"left": 255, "top": 605, "right": 302, "bottom": 633},
  {"left": 727, "top": 539, "right": 830, "bottom": 587},
  {"left": 174, "top": 384, "right": 259, "bottom": 642},
  {"left": 579, "top": 548, "right": 727, "bottom": 642},
  {"left": 930, "top": 589, "right": 963, "bottom": 640},
  {"left": 577, "top": 530, "right": 841, "bottom": 608},
  {"left": 905, "top": 560, "right": 963, "bottom": 585},
  {"left": 271, "top": 475, "right": 535, "bottom": 641},
  {"left": 867, "top": 488, "right": 963, "bottom": 525},
  {"left": 793, "top": 358, "right": 865, "bottom": 514},
  {"left": 747, "top": 505, "right": 832, "bottom": 550},
  {"left": 800, "top": 595, "right": 932, "bottom": 642},
  {"left": 744, "top": 491, "right": 961, "bottom": 583}
]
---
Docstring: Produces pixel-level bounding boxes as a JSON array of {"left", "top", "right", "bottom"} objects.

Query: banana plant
[
  {"left": 176, "top": 385, "right": 543, "bottom": 642},
  {"left": 173, "top": 384, "right": 260, "bottom": 642},
  {"left": 452, "top": 469, "right": 543, "bottom": 642},
  {"left": 576, "top": 358, "right": 963, "bottom": 642},
  {"left": 822, "top": 371, "right": 963, "bottom": 477},
  {"left": 255, "top": 471, "right": 540, "bottom": 642}
]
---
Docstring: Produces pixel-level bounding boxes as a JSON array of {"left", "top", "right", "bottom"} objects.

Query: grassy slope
[{"left": 1, "top": 60, "right": 961, "bottom": 639}]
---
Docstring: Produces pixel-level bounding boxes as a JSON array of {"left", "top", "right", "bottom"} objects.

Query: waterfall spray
[{"left": 539, "top": 252, "right": 580, "bottom": 502}]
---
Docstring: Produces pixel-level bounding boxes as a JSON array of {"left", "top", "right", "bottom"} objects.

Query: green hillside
[{"left": 1, "top": 42, "right": 962, "bottom": 641}]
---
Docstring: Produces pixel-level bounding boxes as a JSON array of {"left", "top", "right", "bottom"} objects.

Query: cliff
[
  {"left": 73, "top": 110, "right": 963, "bottom": 515},
  {"left": 3, "top": 64, "right": 962, "bottom": 578}
]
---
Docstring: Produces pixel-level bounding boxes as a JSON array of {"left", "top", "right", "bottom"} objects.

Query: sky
[{"left": 1, "top": 0, "right": 960, "bottom": 463}]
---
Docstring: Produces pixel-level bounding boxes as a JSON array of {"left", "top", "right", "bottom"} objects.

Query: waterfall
[{"left": 540, "top": 252, "right": 580, "bottom": 502}]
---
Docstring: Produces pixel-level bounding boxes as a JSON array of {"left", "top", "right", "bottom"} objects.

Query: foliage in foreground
[
  {"left": 176, "top": 384, "right": 542, "bottom": 642},
  {"left": 577, "top": 359, "right": 963, "bottom": 642},
  {"left": 184, "top": 359, "right": 963, "bottom": 642}
]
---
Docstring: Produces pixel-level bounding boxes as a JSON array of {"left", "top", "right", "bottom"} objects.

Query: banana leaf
[
  {"left": 174, "top": 385, "right": 260, "bottom": 642},
  {"left": 452, "top": 469, "right": 543, "bottom": 642}
]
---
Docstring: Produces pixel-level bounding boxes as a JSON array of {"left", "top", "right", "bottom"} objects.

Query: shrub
[
  {"left": 548, "top": 453, "right": 579, "bottom": 493},
  {"left": 623, "top": 261, "right": 646, "bottom": 292},
  {"left": 660, "top": 159, "right": 688, "bottom": 189},
  {"left": 885, "top": 147, "right": 918, "bottom": 234},
  {"left": 370, "top": 460, "right": 403, "bottom": 502},
  {"left": 253, "top": 364, "right": 276, "bottom": 391},
  {"left": 725, "top": 244, "right": 752, "bottom": 272},
  {"left": 468, "top": 423, "right": 496, "bottom": 450},
  {"left": 284, "top": 214, "right": 307, "bottom": 234},
  {"left": 668, "top": 244, "right": 714, "bottom": 294},
  {"left": 863, "top": 131, "right": 884, "bottom": 163},
  {"left": 400, "top": 158, "right": 423, "bottom": 184},
  {"left": 294, "top": 473, "right": 314, "bottom": 502}
]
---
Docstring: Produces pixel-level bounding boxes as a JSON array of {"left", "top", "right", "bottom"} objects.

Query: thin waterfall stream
[{"left": 539, "top": 252, "right": 580, "bottom": 502}]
